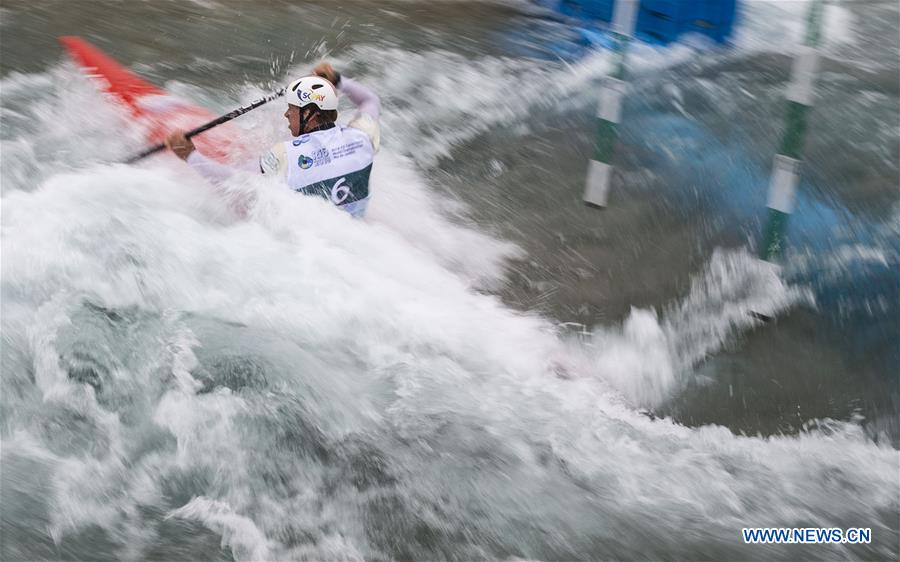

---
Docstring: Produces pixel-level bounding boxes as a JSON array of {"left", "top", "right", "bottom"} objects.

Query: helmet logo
[{"left": 298, "top": 90, "right": 326, "bottom": 103}]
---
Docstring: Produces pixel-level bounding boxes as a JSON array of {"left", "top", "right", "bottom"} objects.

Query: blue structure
[{"left": 553, "top": 0, "right": 736, "bottom": 44}]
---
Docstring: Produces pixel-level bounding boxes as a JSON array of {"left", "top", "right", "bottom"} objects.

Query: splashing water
[
  {"left": 2, "top": 157, "right": 896, "bottom": 559},
  {"left": 2, "top": 1, "right": 898, "bottom": 560}
]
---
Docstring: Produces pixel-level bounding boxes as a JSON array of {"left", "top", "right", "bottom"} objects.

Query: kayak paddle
[{"left": 124, "top": 88, "right": 285, "bottom": 164}]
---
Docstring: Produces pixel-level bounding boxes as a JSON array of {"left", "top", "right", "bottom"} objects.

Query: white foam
[
  {"left": 1, "top": 23, "right": 896, "bottom": 558},
  {"left": 3, "top": 161, "right": 896, "bottom": 559},
  {"left": 366, "top": 150, "right": 525, "bottom": 289},
  {"left": 168, "top": 497, "right": 275, "bottom": 561},
  {"left": 584, "top": 307, "right": 676, "bottom": 408},
  {"left": 662, "top": 248, "right": 812, "bottom": 373},
  {"left": 0, "top": 65, "right": 143, "bottom": 194},
  {"left": 557, "top": 249, "right": 810, "bottom": 409},
  {"left": 733, "top": 0, "right": 857, "bottom": 54}
]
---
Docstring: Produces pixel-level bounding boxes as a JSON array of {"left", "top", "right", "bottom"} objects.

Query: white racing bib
[{"left": 260, "top": 124, "right": 376, "bottom": 218}]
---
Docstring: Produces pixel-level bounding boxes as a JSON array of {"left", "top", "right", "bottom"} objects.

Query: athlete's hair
[{"left": 304, "top": 106, "right": 337, "bottom": 124}]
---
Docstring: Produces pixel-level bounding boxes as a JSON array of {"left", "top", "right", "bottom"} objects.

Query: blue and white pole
[
  {"left": 760, "top": 0, "right": 824, "bottom": 261},
  {"left": 583, "top": 0, "right": 639, "bottom": 208}
]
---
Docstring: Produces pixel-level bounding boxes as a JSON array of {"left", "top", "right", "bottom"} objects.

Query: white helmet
[{"left": 286, "top": 76, "right": 338, "bottom": 110}]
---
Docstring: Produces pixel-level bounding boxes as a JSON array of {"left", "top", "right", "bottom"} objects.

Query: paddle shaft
[{"left": 124, "top": 88, "right": 285, "bottom": 164}]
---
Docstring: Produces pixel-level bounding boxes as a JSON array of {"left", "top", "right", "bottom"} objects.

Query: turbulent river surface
[{"left": 1, "top": 0, "right": 898, "bottom": 560}]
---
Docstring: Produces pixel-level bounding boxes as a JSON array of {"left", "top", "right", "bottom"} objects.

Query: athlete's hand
[
  {"left": 313, "top": 62, "right": 341, "bottom": 86},
  {"left": 166, "top": 130, "right": 195, "bottom": 160}
]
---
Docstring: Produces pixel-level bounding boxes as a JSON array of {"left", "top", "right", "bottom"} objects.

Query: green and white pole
[
  {"left": 760, "top": 0, "right": 824, "bottom": 261},
  {"left": 583, "top": 0, "right": 639, "bottom": 208}
]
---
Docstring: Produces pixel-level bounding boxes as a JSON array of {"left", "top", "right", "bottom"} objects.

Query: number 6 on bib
[{"left": 331, "top": 177, "right": 351, "bottom": 204}]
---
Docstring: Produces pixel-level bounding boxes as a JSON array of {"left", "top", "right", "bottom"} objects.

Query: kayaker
[{"left": 165, "top": 63, "right": 380, "bottom": 218}]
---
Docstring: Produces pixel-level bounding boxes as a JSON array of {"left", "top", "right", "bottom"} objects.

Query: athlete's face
[
  {"left": 285, "top": 105, "right": 301, "bottom": 137},
  {"left": 285, "top": 105, "right": 321, "bottom": 136}
]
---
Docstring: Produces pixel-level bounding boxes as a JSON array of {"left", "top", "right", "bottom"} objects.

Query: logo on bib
[
  {"left": 297, "top": 149, "right": 331, "bottom": 170},
  {"left": 312, "top": 148, "right": 331, "bottom": 166},
  {"left": 292, "top": 135, "right": 310, "bottom": 146}
]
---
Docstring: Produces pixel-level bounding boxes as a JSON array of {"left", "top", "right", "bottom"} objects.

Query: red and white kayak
[{"left": 59, "top": 36, "right": 249, "bottom": 163}]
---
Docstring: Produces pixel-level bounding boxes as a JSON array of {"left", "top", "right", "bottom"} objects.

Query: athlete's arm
[
  {"left": 314, "top": 63, "right": 381, "bottom": 150},
  {"left": 338, "top": 77, "right": 380, "bottom": 121},
  {"left": 185, "top": 151, "right": 241, "bottom": 183},
  {"left": 166, "top": 130, "right": 257, "bottom": 183},
  {"left": 341, "top": 78, "right": 381, "bottom": 152},
  {"left": 165, "top": 130, "right": 259, "bottom": 216}
]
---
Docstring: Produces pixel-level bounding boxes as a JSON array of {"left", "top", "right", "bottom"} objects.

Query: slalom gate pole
[
  {"left": 760, "top": 0, "right": 825, "bottom": 260},
  {"left": 583, "top": 0, "right": 639, "bottom": 208}
]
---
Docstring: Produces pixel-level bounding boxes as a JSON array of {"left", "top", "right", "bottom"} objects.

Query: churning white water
[{"left": 2, "top": 1, "right": 898, "bottom": 559}]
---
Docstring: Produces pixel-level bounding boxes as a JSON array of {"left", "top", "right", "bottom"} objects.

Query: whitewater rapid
[
  {"left": 2, "top": 1, "right": 898, "bottom": 559},
  {"left": 2, "top": 149, "right": 897, "bottom": 559}
]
